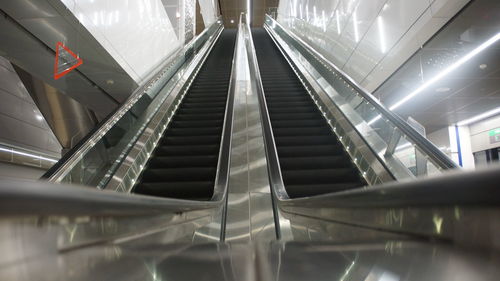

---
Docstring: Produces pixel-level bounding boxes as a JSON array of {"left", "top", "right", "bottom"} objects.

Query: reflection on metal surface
[
  {"left": 224, "top": 15, "right": 277, "bottom": 243},
  {"left": 258, "top": 241, "right": 500, "bottom": 281},
  {"left": 1, "top": 240, "right": 499, "bottom": 281},
  {"left": 0, "top": 143, "right": 58, "bottom": 169},
  {"left": 276, "top": 166, "right": 500, "bottom": 249},
  {"left": 14, "top": 65, "right": 98, "bottom": 151},
  {"left": 0, "top": 179, "right": 223, "bottom": 252}
]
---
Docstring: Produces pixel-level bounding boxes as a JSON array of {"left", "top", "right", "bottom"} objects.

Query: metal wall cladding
[{"left": 0, "top": 56, "right": 61, "bottom": 157}]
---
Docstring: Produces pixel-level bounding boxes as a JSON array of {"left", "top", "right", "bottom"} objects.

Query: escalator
[
  {"left": 251, "top": 29, "right": 366, "bottom": 198},
  {"left": 133, "top": 30, "right": 236, "bottom": 200},
  {"left": 1, "top": 14, "right": 499, "bottom": 280}
]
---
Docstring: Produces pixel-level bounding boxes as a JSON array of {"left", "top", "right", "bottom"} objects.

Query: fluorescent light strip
[
  {"left": 353, "top": 10, "right": 359, "bottom": 42},
  {"left": 299, "top": 4, "right": 303, "bottom": 19},
  {"left": 389, "top": 32, "right": 500, "bottom": 111},
  {"left": 313, "top": 6, "right": 316, "bottom": 25},
  {"left": 368, "top": 32, "right": 500, "bottom": 126},
  {"left": 336, "top": 10, "right": 341, "bottom": 34},
  {"left": 457, "top": 106, "right": 500, "bottom": 126},
  {"left": 377, "top": 16, "right": 386, "bottom": 53},
  {"left": 322, "top": 10, "right": 326, "bottom": 32},
  {"left": 0, "top": 147, "right": 58, "bottom": 163}
]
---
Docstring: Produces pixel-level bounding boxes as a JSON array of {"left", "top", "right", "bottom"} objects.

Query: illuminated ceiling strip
[
  {"left": 377, "top": 16, "right": 386, "bottom": 53},
  {"left": 367, "top": 32, "right": 500, "bottom": 126},
  {"left": 457, "top": 106, "right": 500, "bottom": 126},
  {"left": 0, "top": 147, "right": 58, "bottom": 163},
  {"left": 336, "top": 10, "right": 341, "bottom": 34},
  {"left": 322, "top": 10, "right": 326, "bottom": 32},
  {"left": 313, "top": 6, "right": 317, "bottom": 25},
  {"left": 353, "top": 10, "right": 359, "bottom": 42},
  {"left": 389, "top": 32, "right": 500, "bottom": 111}
]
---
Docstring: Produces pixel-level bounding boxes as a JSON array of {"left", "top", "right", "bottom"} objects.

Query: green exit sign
[{"left": 489, "top": 128, "right": 500, "bottom": 144}]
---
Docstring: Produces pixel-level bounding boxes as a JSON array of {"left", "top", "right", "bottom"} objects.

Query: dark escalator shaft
[
  {"left": 134, "top": 30, "right": 236, "bottom": 200},
  {"left": 252, "top": 29, "right": 365, "bottom": 198}
]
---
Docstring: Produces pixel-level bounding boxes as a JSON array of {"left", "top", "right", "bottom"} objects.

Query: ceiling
[
  {"left": 219, "top": 0, "right": 279, "bottom": 28},
  {"left": 374, "top": 0, "right": 500, "bottom": 133}
]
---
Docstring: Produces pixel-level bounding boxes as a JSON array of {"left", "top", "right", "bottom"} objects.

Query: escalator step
[
  {"left": 272, "top": 127, "right": 332, "bottom": 136},
  {"left": 274, "top": 135, "right": 339, "bottom": 146},
  {"left": 162, "top": 135, "right": 220, "bottom": 145},
  {"left": 182, "top": 102, "right": 227, "bottom": 108},
  {"left": 155, "top": 145, "right": 219, "bottom": 156},
  {"left": 279, "top": 156, "right": 353, "bottom": 170},
  {"left": 281, "top": 168, "right": 361, "bottom": 185},
  {"left": 177, "top": 107, "right": 226, "bottom": 114},
  {"left": 174, "top": 114, "right": 223, "bottom": 121},
  {"left": 168, "top": 127, "right": 222, "bottom": 136},
  {"left": 271, "top": 119, "right": 326, "bottom": 127},
  {"left": 170, "top": 120, "right": 223, "bottom": 128},
  {"left": 286, "top": 183, "right": 363, "bottom": 198},
  {"left": 148, "top": 156, "right": 218, "bottom": 168},
  {"left": 142, "top": 167, "right": 216, "bottom": 182},
  {"left": 277, "top": 145, "right": 345, "bottom": 157},
  {"left": 135, "top": 182, "right": 214, "bottom": 200}
]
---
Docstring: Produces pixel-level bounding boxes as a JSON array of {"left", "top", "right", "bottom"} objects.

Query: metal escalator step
[
  {"left": 182, "top": 102, "right": 227, "bottom": 108},
  {"left": 272, "top": 127, "right": 332, "bottom": 136},
  {"left": 279, "top": 155, "right": 353, "bottom": 170},
  {"left": 174, "top": 113, "right": 224, "bottom": 121},
  {"left": 268, "top": 106, "right": 318, "bottom": 114},
  {"left": 135, "top": 181, "right": 214, "bottom": 200},
  {"left": 177, "top": 107, "right": 225, "bottom": 114},
  {"left": 285, "top": 183, "right": 363, "bottom": 198},
  {"left": 184, "top": 97, "right": 227, "bottom": 103},
  {"left": 277, "top": 145, "right": 345, "bottom": 157},
  {"left": 281, "top": 168, "right": 362, "bottom": 185},
  {"left": 266, "top": 101, "right": 314, "bottom": 108},
  {"left": 266, "top": 96, "right": 311, "bottom": 102},
  {"left": 170, "top": 120, "right": 223, "bottom": 128},
  {"left": 168, "top": 127, "right": 222, "bottom": 136},
  {"left": 155, "top": 145, "right": 219, "bottom": 156},
  {"left": 162, "top": 135, "right": 220, "bottom": 145},
  {"left": 271, "top": 119, "right": 325, "bottom": 127},
  {"left": 141, "top": 167, "right": 216, "bottom": 182},
  {"left": 274, "top": 135, "right": 339, "bottom": 146},
  {"left": 148, "top": 156, "right": 218, "bottom": 168}
]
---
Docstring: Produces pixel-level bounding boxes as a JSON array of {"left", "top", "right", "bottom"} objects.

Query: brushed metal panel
[
  {"left": 0, "top": 0, "right": 138, "bottom": 105},
  {"left": 0, "top": 14, "right": 118, "bottom": 117}
]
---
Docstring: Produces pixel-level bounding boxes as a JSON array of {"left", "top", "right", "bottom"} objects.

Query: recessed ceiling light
[
  {"left": 230, "top": 19, "right": 234, "bottom": 23},
  {"left": 435, "top": 87, "right": 450, "bottom": 93},
  {"left": 479, "top": 64, "right": 487, "bottom": 69}
]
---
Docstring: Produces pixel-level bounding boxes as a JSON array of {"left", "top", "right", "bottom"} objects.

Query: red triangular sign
[{"left": 53, "top": 42, "right": 83, "bottom": 80}]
